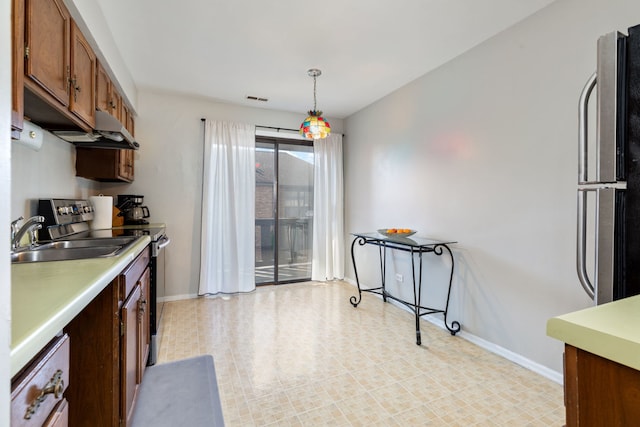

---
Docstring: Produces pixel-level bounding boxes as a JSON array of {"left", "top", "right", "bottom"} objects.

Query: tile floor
[{"left": 157, "top": 281, "right": 565, "bottom": 426}]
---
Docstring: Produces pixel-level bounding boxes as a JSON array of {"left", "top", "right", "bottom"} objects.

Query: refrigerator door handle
[
  {"left": 578, "top": 72, "right": 597, "bottom": 185},
  {"left": 577, "top": 189, "right": 595, "bottom": 300}
]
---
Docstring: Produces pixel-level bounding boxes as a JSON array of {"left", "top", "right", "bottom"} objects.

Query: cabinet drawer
[
  {"left": 11, "top": 334, "right": 70, "bottom": 426},
  {"left": 120, "top": 246, "right": 150, "bottom": 301},
  {"left": 43, "top": 399, "right": 68, "bottom": 427}
]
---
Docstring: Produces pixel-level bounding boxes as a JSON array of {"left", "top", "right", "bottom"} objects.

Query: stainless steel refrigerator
[{"left": 577, "top": 24, "right": 640, "bottom": 305}]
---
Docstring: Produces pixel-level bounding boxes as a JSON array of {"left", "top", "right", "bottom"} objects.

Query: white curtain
[
  {"left": 199, "top": 120, "right": 256, "bottom": 295},
  {"left": 312, "top": 133, "right": 345, "bottom": 281}
]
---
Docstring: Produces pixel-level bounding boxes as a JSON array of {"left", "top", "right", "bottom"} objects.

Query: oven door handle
[{"left": 157, "top": 236, "right": 171, "bottom": 250}]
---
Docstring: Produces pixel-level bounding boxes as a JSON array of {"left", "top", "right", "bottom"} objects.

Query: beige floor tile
[
  {"left": 157, "top": 280, "right": 565, "bottom": 426},
  {"left": 295, "top": 403, "right": 351, "bottom": 426}
]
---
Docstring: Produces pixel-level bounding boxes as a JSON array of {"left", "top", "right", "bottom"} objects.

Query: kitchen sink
[
  {"left": 37, "top": 236, "right": 136, "bottom": 249},
  {"left": 11, "top": 236, "right": 138, "bottom": 263}
]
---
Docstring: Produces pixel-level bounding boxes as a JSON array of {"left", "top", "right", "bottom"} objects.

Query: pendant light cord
[{"left": 313, "top": 74, "right": 317, "bottom": 112}]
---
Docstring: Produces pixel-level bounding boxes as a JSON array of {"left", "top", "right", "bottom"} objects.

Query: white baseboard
[
  {"left": 423, "top": 316, "right": 563, "bottom": 384},
  {"left": 341, "top": 278, "right": 563, "bottom": 385},
  {"left": 159, "top": 294, "right": 198, "bottom": 303}
]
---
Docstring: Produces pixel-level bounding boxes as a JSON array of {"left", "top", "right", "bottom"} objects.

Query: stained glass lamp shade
[{"left": 300, "top": 69, "right": 331, "bottom": 140}]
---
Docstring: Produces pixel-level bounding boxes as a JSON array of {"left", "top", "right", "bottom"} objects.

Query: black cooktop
[
  {"left": 64, "top": 225, "right": 166, "bottom": 242},
  {"left": 88, "top": 226, "right": 166, "bottom": 241}
]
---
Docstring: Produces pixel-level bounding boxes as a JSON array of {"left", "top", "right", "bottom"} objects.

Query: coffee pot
[
  {"left": 128, "top": 206, "right": 150, "bottom": 221},
  {"left": 117, "top": 194, "right": 151, "bottom": 225}
]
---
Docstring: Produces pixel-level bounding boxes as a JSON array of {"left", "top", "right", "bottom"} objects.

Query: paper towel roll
[{"left": 89, "top": 195, "right": 113, "bottom": 230}]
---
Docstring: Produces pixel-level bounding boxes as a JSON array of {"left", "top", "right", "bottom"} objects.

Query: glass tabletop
[{"left": 351, "top": 232, "right": 456, "bottom": 248}]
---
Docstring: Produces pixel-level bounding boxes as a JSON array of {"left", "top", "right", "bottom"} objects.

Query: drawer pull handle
[{"left": 24, "top": 370, "right": 64, "bottom": 420}]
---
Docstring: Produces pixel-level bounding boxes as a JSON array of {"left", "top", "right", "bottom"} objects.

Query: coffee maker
[{"left": 117, "top": 194, "right": 151, "bottom": 225}]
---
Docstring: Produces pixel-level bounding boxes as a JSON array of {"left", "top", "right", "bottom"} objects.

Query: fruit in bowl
[{"left": 378, "top": 228, "right": 416, "bottom": 237}]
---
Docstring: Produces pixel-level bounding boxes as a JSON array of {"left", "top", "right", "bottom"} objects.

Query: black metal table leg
[
  {"left": 379, "top": 244, "right": 387, "bottom": 302},
  {"left": 435, "top": 244, "right": 461, "bottom": 335},
  {"left": 348, "top": 233, "right": 460, "bottom": 342},
  {"left": 349, "top": 236, "right": 364, "bottom": 307}
]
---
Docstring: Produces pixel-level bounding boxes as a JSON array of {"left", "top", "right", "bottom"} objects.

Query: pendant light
[{"left": 300, "top": 69, "right": 331, "bottom": 140}]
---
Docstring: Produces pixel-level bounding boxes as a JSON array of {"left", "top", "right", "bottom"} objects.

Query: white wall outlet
[{"left": 395, "top": 273, "right": 403, "bottom": 282}]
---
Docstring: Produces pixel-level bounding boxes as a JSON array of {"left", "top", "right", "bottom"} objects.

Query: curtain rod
[
  {"left": 200, "top": 120, "right": 297, "bottom": 133},
  {"left": 256, "top": 125, "right": 299, "bottom": 133},
  {"left": 200, "top": 119, "right": 344, "bottom": 137}
]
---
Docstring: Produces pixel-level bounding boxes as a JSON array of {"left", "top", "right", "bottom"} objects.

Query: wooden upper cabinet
[
  {"left": 113, "top": 90, "right": 123, "bottom": 122},
  {"left": 76, "top": 147, "right": 134, "bottom": 183},
  {"left": 11, "top": 0, "right": 25, "bottom": 138},
  {"left": 120, "top": 102, "right": 128, "bottom": 127},
  {"left": 70, "top": 20, "right": 96, "bottom": 128},
  {"left": 23, "top": 0, "right": 96, "bottom": 130},
  {"left": 119, "top": 149, "right": 135, "bottom": 182},
  {"left": 24, "top": 0, "right": 71, "bottom": 106},
  {"left": 121, "top": 103, "right": 136, "bottom": 137},
  {"left": 96, "top": 61, "right": 131, "bottom": 125},
  {"left": 126, "top": 112, "right": 135, "bottom": 136},
  {"left": 95, "top": 61, "right": 112, "bottom": 114}
]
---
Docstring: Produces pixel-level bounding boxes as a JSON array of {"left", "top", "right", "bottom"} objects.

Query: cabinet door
[
  {"left": 121, "top": 102, "right": 130, "bottom": 131},
  {"left": 24, "top": 0, "right": 70, "bottom": 106},
  {"left": 112, "top": 90, "right": 123, "bottom": 122},
  {"left": 118, "top": 150, "right": 135, "bottom": 181},
  {"left": 95, "top": 62, "right": 112, "bottom": 113},
  {"left": 121, "top": 285, "right": 141, "bottom": 427},
  {"left": 69, "top": 20, "right": 96, "bottom": 128},
  {"left": 564, "top": 344, "right": 640, "bottom": 426},
  {"left": 12, "top": 0, "right": 25, "bottom": 138},
  {"left": 121, "top": 104, "right": 136, "bottom": 138},
  {"left": 126, "top": 113, "right": 135, "bottom": 137},
  {"left": 138, "top": 267, "right": 151, "bottom": 381},
  {"left": 64, "top": 283, "right": 120, "bottom": 427}
]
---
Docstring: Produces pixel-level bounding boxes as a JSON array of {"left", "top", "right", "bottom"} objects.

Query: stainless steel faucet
[{"left": 11, "top": 216, "right": 45, "bottom": 250}]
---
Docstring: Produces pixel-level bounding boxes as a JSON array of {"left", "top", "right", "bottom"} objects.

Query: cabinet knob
[{"left": 24, "top": 370, "right": 64, "bottom": 419}]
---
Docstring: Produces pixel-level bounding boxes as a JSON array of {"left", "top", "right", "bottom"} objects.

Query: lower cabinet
[
  {"left": 11, "top": 334, "right": 70, "bottom": 427},
  {"left": 564, "top": 344, "right": 640, "bottom": 426},
  {"left": 64, "top": 246, "right": 150, "bottom": 427},
  {"left": 121, "top": 269, "right": 150, "bottom": 427}
]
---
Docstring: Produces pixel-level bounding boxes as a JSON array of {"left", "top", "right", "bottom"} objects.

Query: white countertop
[
  {"left": 547, "top": 295, "right": 640, "bottom": 371},
  {"left": 11, "top": 236, "right": 151, "bottom": 377}
]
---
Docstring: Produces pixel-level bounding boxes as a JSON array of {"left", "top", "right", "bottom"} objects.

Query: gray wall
[{"left": 343, "top": 0, "right": 640, "bottom": 374}]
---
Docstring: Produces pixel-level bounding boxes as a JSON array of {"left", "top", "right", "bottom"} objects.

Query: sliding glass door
[{"left": 255, "top": 137, "right": 313, "bottom": 285}]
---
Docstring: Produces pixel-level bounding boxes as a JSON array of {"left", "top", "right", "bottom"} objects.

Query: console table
[{"left": 350, "top": 232, "right": 460, "bottom": 345}]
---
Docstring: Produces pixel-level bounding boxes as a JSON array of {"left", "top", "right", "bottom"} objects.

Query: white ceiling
[{"left": 94, "top": 0, "right": 556, "bottom": 119}]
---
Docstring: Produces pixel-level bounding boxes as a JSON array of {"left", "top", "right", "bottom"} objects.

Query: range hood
[{"left": 52, "top": 110, "right": 139, "bottom": 150}]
